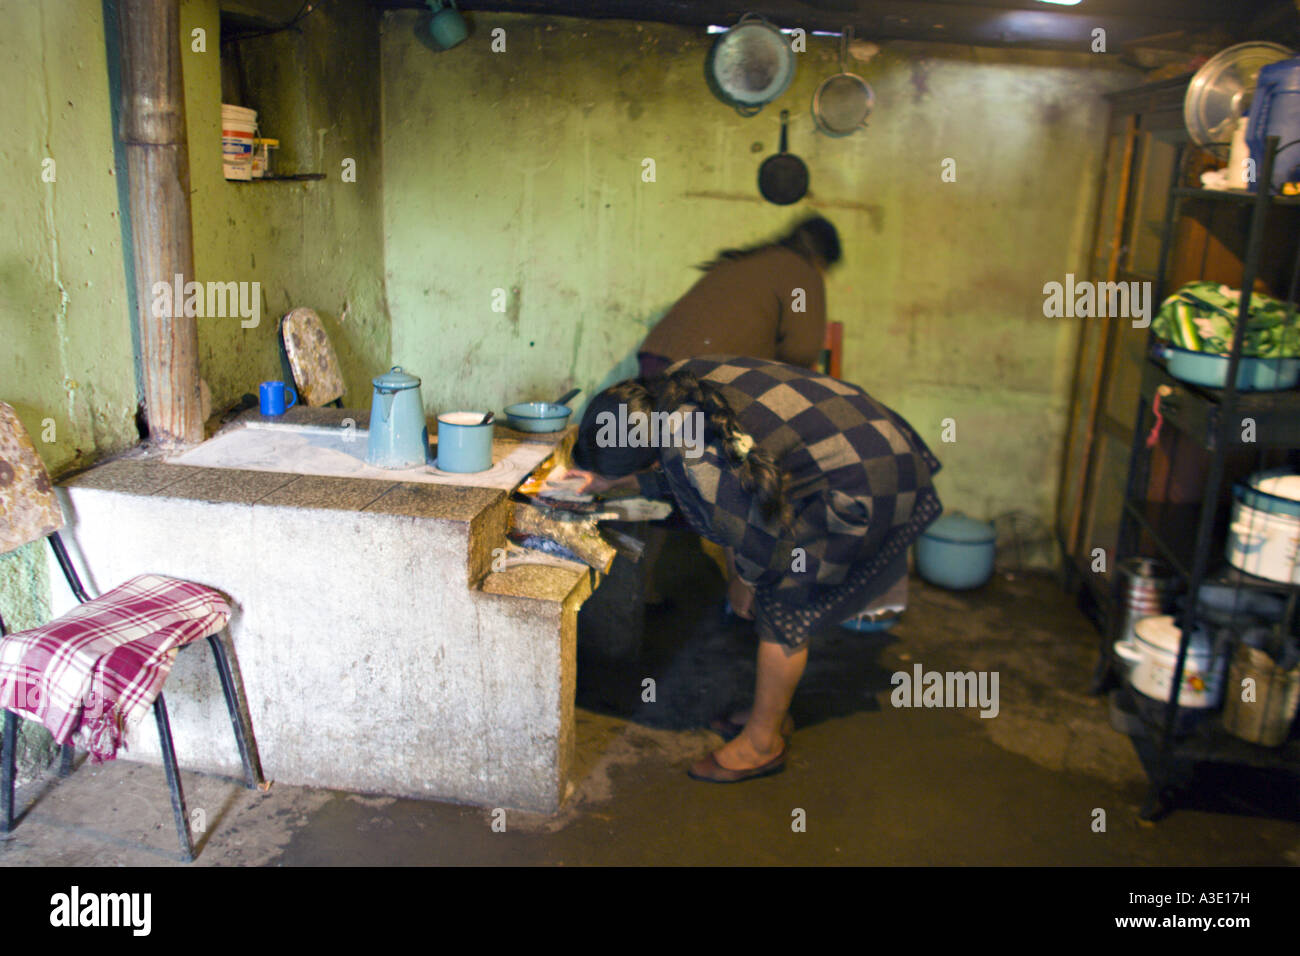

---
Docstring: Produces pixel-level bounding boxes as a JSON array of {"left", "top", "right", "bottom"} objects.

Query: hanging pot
[
  {"left": 706, "top": 13, "right": 796, "bottom": 117},
  {"left": 812, "top": 26, "right": 876, "bottom": 137},
  {"left": 758, "top": 110, "right": 809, "bottom": 205}
]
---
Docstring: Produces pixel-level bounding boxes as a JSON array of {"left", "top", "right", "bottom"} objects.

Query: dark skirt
[
  {"left": 753, "top": 484, "right": 942, "bottom": 650},
  {"left": 754, "top": 551, "right": 908, "bottom": 651}
]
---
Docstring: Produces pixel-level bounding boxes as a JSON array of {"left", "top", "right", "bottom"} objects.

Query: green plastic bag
[{"left": 1152, "top": 281, "right": 1300, "bottom": 358}]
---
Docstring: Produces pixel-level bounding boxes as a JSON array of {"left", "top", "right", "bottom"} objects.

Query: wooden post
[{"left": 117, "top": 0, "right": 204, "bottom": 444}]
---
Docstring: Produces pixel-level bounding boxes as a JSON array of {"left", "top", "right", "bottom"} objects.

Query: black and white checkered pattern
[{"left": 643, "top": 356, "right": 943, "bottom": 648}]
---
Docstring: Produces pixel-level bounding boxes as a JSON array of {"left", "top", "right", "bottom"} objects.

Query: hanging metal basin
[{"left": 706, "top": 14, "right": 796, "bottom": 116}]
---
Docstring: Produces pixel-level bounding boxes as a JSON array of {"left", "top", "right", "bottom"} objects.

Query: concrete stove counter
[{"left": 50, "top": 411, "right": 592, "bottom": 812}]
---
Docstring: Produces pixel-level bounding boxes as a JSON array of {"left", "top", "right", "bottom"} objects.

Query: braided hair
[{"left": 572, "top": 369, "right": 792, "bottom": 530}]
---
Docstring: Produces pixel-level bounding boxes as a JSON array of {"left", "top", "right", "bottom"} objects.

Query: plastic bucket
[
  {"left": 1246, "top": 57, "right": 1300, "bottom": 190},
  {"left": 222, "top": 104, "right": 258, "bottom": 181}
]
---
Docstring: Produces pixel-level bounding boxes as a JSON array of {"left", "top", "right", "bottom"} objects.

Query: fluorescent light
[
  {"left": 1035, "top": 0, "right": 1082, "bottom": 5},
  {"left": 707, "top": 25, "right": 844, "bottom": 35}
]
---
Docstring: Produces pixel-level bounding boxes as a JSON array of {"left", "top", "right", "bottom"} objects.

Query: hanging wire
[{"left": 222, "top": 0, "right": 319, "bottom": 44}]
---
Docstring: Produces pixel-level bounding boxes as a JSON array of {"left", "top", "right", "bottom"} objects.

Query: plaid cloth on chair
[{"left": 0, "top": 574, "right": 231, "bottom": 762}]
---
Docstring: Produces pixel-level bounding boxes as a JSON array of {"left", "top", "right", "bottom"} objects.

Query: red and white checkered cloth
[{"left": 0, "top": 574, "right": 230, "bottom": 762}]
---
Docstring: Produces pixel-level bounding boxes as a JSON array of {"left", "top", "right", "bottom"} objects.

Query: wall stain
[
  {"left": 507, "top": 283, "right": 522, "bottom": 333},
  {"left": 910, "top": 60, "right": 931, "bottom": 102}
]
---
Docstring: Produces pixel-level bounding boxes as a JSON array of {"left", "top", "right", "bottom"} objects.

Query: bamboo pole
[{"left": 117, "top": 0, "right": 203, "bottom": 444}]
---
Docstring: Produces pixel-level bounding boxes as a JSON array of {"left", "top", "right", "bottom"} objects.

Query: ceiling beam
[{"left": 374, "top": 0, "right": 1291, "bottom": 50}]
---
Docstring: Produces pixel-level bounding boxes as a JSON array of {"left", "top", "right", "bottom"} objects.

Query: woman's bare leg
[
  {"left": 714, "top": 640, "right": 807, "bottom": 768},
  {"left": 725, "top": 548, "right": 756, "bottom": 619}
]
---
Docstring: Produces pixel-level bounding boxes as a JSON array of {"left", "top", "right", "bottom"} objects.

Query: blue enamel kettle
[{"left": 366, "top": 367, "right": 429, "bottom": 469}]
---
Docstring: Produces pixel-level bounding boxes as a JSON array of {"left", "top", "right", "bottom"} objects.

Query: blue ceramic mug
[{"left": 259, "top": 380, "right": 298, "bottom": 416}]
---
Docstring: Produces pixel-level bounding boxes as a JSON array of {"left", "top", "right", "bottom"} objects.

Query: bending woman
[{"left": 567, "top": 356, "right": 943, "bottom": 783}]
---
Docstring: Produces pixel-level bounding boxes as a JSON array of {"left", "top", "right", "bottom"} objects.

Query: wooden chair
[
  {"left": 820, "top": 321, "right": 844, "bottom": 378},
  {"left": 278, "top": 307, "right": 345, "bottom": 407},
  {"left": 0, "top": 402, "right": 262, "bottom": 861}
]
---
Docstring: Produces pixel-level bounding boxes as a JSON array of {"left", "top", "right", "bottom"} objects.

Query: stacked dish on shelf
[
  {"left": 1151, "top": 281, "right": 1300, "bottom": 390},
  {"left": 1227, "top": 469, "right": 1300, "bottom": 583}
]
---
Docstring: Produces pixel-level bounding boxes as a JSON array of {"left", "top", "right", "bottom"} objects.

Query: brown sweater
[{"left": 640, "top": 246, "right": 826, "bottom": 367}]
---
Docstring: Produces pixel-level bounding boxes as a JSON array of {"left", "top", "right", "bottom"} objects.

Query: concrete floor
[{"left": 1, "top": 535, "right": 1297, "bottom": 866}]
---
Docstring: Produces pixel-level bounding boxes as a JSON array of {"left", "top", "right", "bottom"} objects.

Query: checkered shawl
[
  {"left": 639, "top": 357, "right": 942, "bottom": 643},
  {"left": 0, "top": 574, "right": 230, "bottom": 762}
]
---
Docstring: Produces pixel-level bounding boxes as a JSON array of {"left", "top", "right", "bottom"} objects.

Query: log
[{"left": 117, "top": 0, "right": 203, "bottom": 444}]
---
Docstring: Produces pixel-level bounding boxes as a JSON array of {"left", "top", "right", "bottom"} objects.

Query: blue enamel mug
[
  {"left": 259, "top": 380, "right": 298, "bottom": 416},
  {"left": 436, "top": 412, "right": 494, "bottom": 472}
]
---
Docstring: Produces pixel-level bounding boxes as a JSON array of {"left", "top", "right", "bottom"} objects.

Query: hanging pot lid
[
  {"left": 1184, "top": 41, "right": 1293, "bottom": 159},
  {"left": 706, "top": 13, "right": 796, "bottom": 116},
  {"left": 921, "top": 513, "right": 996, "bottom": 545},
  {"left": 372, "top": 366, "right": 422, "bottom": 392}
]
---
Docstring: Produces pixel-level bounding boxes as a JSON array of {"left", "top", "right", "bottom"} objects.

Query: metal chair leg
[
  {"left": 153, "top": 695, "right": 194, "bottom": 862},
  {"left": 2, "top": 710, "right": 16, "bottom": 833},
  {"left": 58, "top": 744, "right": 75, "bottom": 778},
  {"left": 207, "top": 634, "right": 263, "bottom": 789}
]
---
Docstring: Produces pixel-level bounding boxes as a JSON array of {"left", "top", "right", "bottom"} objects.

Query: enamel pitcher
[{"left": 366, "top": 367, "right": 429, "bottom": 469}]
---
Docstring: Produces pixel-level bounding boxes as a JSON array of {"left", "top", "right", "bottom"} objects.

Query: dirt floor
[{"left": 1, "top": 533, "right": 1296, "bottom": 866}]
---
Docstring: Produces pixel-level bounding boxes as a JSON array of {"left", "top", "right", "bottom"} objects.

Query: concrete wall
[
  {"left": 181, "top": 0, "right": 390, "bottom": 413},
  {"left": 380, "top": 13, "right": 1137, "bottom": 539},
  {"left": 50, "top": 478, "right": 582, "bottom": 812}
]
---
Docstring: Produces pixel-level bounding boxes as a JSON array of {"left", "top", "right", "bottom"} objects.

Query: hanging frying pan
[
  {"left": 812, "top": 26, "right": 875, "bottom": 137},
  {"left": 758, "top": 110, "right": 809, "bottom": 205},
  {"left": 706, "top": 13, "right": 796, "bottom": 116}
]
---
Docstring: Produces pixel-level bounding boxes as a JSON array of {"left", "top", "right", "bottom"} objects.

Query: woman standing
[
  {"left": 638, "top": 216, "right": 841, "bottom": 379},
  {"left": 567, "top": 356, "right": 943, "bottom": 783},
  {"left": 636, "top": 216, "right": 842, "bottom": 605}
]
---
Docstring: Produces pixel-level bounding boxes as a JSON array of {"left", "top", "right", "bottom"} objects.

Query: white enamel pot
[{"left": 1113, "top": 615, "right": 1226, "bottom": 709}]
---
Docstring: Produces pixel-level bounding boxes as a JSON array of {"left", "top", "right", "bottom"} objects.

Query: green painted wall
[
  {"left": 0, "top": 0, "right": 138, "bottom": 474},
  {"left": 181, "top": 0, "right": 389, "bottom": 414},
  {"left": 381, "top": 13, "right": 1136, "bottom": 547},
  {"left": 0, "top": 0, "right": 139, "bottom": 774}
]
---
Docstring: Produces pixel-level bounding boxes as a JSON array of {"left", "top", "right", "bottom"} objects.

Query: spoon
[{"left": 479, "top": 410, "right": 494, "bottom": 425}]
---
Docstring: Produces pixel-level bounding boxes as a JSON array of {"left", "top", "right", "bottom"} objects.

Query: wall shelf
[{"left": 228, "top": 173, "right": 327, "bottom": 183}]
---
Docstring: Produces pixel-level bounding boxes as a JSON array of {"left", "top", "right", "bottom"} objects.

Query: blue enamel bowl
[{"left": 915, "top": 514, "right": 997, "bottom": 590}]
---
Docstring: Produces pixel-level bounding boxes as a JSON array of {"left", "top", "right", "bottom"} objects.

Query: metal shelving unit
[{"left": 1109, "top": 136, "right": 1300, "bottom": 820}]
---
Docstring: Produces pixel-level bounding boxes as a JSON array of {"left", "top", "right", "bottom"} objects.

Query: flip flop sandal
[
  {"left": 708, "top": 713, "right": 795, "bottom": 742},
  {"left": 687, "top": 744, "right": 787, "bottom": 784}
]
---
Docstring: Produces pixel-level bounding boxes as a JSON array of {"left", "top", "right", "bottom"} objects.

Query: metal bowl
[
  {"left": 1184, "top": 41, "right": 1292, "bottom": 158},
  {"left": 706, "top": 14, "right": 796, "bottom": 115}
]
